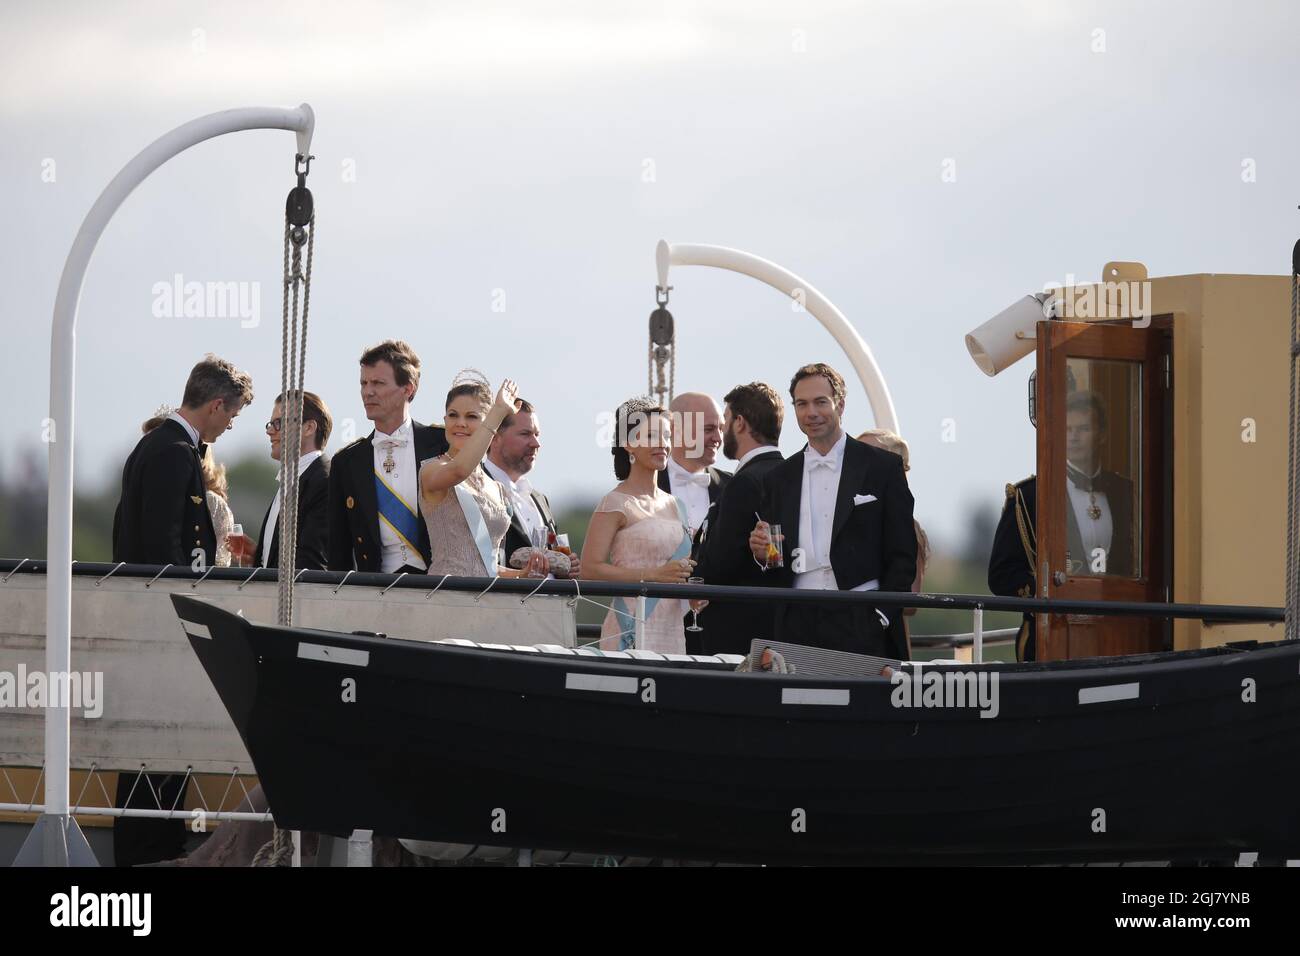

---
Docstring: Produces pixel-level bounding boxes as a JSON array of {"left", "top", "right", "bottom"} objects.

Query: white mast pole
[
  {"left": 655, "top": 240, "right": 899, "bottom": 434},
  {"left": 18, "top": 105, "right": 315, "bottom": 867}
]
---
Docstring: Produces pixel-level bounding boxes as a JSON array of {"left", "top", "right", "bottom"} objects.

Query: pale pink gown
[{"left": 596, "top": 488, "right": 690, "bottom": 654}]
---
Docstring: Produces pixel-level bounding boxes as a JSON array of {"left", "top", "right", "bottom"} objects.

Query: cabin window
[{"left": 1062, "top": 357, "right": 1141, "bottom": 578}]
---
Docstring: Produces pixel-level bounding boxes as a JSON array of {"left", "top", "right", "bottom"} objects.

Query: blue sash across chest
[{"left": 374, "top": 469, "right": 422, "bottom": 560}]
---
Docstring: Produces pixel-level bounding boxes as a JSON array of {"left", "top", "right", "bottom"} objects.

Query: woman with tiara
[
  {"left": 581, "top": 397, "right": 695, "bottom": 654},
  {"left": 418, "top": 369, "right": 549, "bottom": 579}
]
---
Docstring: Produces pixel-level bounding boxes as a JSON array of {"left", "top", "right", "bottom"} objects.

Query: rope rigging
[
  {"left": 257, "top": 151, "right": 315, "bottom": 867},
  {"left": 275, "top": 152, "right": 315, "bottom": 630}
]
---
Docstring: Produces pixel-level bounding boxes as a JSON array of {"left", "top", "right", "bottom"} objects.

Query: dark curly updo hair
[{"left": 611, "top": 396, "right": 668, "bottom": 480}]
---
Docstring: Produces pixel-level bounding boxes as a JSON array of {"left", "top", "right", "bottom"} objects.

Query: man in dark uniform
[
  {"left": 111, "top": 354, "right": 253, "bottom": 866},
  {"left": 112, "top": 355, "right": 251, "bottom": 568},
  {"left": 694, "top": 382, "right": 785, "bottom": 655},
  {"left": 988, "top": 475, "right": 1038, "bottom": 662},
  {"left": 990, "top": 387, "right": 1137, "bottom": 662},
  {"left": 327, "top": 340, "right": 448, "bottom": 573}
]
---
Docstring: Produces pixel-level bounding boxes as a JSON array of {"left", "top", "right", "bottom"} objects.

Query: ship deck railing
[{"left": 0, "top": 556, "right": 1283, "bottom": 663}]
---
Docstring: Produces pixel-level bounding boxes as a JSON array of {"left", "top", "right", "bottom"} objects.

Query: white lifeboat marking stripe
[
  {"left": 297, "top": 642, "right": 370, "bottom": 668},
  {"left": 565, "top": 673, "right": 638, "bottom": 694},
  {"left": 1078, "top": 682, "right": 1139, "bottom": 705},
  {"left": 782, "top": 688, "right": 850, "bottom": 706}
]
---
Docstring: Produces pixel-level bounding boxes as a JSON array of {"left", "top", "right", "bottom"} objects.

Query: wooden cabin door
[{"left": 1036, "top": 320, "right": 1170, "bottom": 660}]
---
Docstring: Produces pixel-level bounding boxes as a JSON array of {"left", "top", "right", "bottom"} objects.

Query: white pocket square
[{"left": 853, "top": 494, "right": 878, "bottom": 506}]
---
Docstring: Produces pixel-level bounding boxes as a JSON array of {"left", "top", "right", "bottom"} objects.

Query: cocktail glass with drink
[{"left": 765, "top": 523, "right": 784, "bottom": 569}]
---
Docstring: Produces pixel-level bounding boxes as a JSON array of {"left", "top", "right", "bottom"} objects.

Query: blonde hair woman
[{"left": 200, "top": 456, "right": 237, "bottom": 567}]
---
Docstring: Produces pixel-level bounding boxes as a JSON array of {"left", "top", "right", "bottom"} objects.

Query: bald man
[
  {"left": 659, "top": 393, "right": 732, "bottom": 653},
  {"left": 659, "top": 391, "right": 733, "bottom": 542}
]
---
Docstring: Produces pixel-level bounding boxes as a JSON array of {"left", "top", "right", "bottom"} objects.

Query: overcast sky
[{"left": 2, "top": 0, "right": 1297, "bottom": 548}]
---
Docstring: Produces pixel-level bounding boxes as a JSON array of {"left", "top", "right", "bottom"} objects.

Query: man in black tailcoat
[
  {"left": 693, "top": 382, "right": 785, "bottom": 655},
  {"left": 254, "top": 389, "right": 332, "bottom": 570},
  {"left": 327, "top": 340, "right": 448, "bottom": 574},
  {"left": 748, "top": 363, "right": 917, "bottom": 660}
]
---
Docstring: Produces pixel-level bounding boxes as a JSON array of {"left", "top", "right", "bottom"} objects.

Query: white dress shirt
[
  {"left": 736, "top": 444, "right": 779, "bottom": 472},
  {"left": 372, "top": 418, "right": 425, "bottom": 573},
  {"left": 1066, "top": 464, "right": 1113, "bottom": 574},
  {"left": 167, "top": 411, "right": 200, "bottom": 447},
  {"left": 793, "top": 432, "right": 847, "bottom": 591},
  {"left": 261, "top": 450, "right": 323, "bottom": 566},
  {"left": 484, "top": 459, "right": 544, "bottom": 543},
  {"left": 666, "top": 457, "right": 712, "bottom": 534}
]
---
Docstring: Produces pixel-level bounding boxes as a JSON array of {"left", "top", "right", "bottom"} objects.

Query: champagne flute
[
  {"left": 230, "top": 523, "right": 245, "bottom": 568},
  {"left": 526, "top": 527, "right": 549, "bottom": 577},
  {"left": 686, "top": 576, "right": 706, "bottom": 632}
]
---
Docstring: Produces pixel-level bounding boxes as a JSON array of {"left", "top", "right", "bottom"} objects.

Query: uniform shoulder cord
[{"left": 1012, "top": 483, "right": 1036, "bottom": 580}]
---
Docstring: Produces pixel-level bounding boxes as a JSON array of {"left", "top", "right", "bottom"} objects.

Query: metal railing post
[
  {"left": 973, "top": 605, "right": 984, "bottom": 663},
  {"left": 19, "top": 104, "right": 315, "bottom": 869},
  {"left": 635, "top": 595, "right": 647, "bottom": 651}
]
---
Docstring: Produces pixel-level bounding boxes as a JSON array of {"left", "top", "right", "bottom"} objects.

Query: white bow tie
[
  {"left": 807, "top": 455, "right": 839, "bottom": 472},
  {"left": 375, "top": 436, "right": 408, "bottom": 448},
  {"left": 680, "top": 471, "right": 711, "bottom": 488},
  {"left": 514, "top": 477, "right": 533, "bottom": 497}
]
